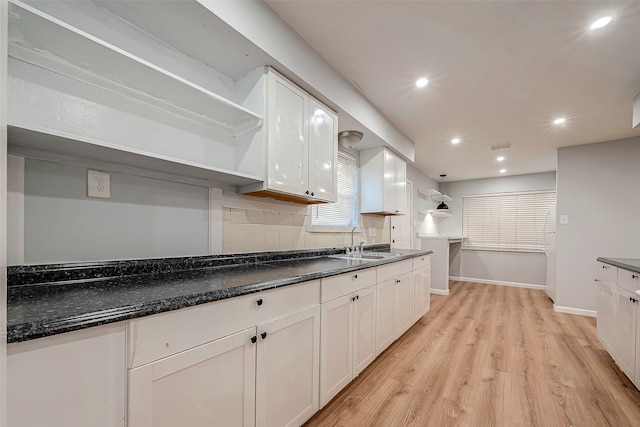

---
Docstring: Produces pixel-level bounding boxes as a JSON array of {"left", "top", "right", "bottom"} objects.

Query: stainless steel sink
[{"left": 329, "top": 252, "right": 401, "bottom": 261}]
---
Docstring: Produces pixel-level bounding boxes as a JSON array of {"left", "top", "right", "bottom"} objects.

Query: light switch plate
[
  {"left": 560, "top": 215, "right": 569, "bottom": 225},
  {"left": 87, "top": 170, "right": 111, "bottom": 198}
]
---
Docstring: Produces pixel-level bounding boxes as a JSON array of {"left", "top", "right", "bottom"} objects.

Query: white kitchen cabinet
[
  {"left": 596, "top": 268, "right": 617, "bottom": 356},
  {"left": 241, "top": 69, "right": 338, "bottom": 204},
  {"left": 128, "top": 328, "right": 256, "bottom": 427},
  {"left": 616, "top": 287, "right": 638, "bottom": 381},
  {"left": 256, "top": 305, "right": 320, "bottom": 427},
  {"left": 375, "top": 260, "right": 413, "bottom": 355},
  {"left": 127, "top": 280, "right": 321, "bottom": 427},
  {"left": 319, "top": 269, "right": 377, "bottom": 407},
  {"left": 7, "top": 323, "right": 126, "bottom": 427},
  {"left": 412, "top": 255, "right": 431, "bottom": 324},
  {"left": 360, "top": 147, "right": 407, "bottom": 215}
]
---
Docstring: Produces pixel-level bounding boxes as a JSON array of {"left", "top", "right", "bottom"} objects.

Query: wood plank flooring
[{"left": 305, "top": 280, "right": 640, "bottom": 426}]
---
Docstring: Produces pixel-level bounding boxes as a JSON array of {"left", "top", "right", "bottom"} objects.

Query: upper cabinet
[
  {"left": 241, "top": 69, "right": 338, "bottom": 204},
  {"left": 360, "top": 147, "right": 406, "bottom": 215}
]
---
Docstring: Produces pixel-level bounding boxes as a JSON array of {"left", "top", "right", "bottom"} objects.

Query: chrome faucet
[{"left": 350, "top": 225, "right": 363, "bottom": 253}]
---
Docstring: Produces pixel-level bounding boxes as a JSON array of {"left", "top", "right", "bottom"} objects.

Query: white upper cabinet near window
[
  {"left": 360, "top": 147, "right": 407, "bottom": 215},
  {"left": 241, "top": 69, "right": 338, "bottom": 204}
]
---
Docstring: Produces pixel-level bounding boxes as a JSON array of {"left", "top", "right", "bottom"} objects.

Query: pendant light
[{"left": 437, "top": 174, "right": 449, "bottom": 211}]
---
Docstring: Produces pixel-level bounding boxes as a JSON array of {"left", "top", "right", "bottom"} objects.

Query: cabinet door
[
  {"left": 267, "top": 71, "right": 309, "bottom": 196},
  {"left": 596, "top": 279, "right": 617, "bottom": 356},
  {"left": 412, "top": 266, "right": 431, "bottom": 323},
  {"left": 376, "top": 278, "right": 396, "bottom": 356},
  {"left": 308, "top": 98, "right": 337, "bottom": 202},
  {"left": 395, "top": 272, "right": 413, "bottom": 336},
  {"left": 256, "top": 305, "right": 320, "bottom": 427},
  {"left": 616, "top": 288, "right": 637, "bottom": 380},
  {"left": 353, "top": 285, "right": 377, "bottom": 377},
  {"left": 128, "top": 327, "right": 256, "bottom": 427},
  {"left": 636, "top": 301, "right": 640, "bottom": 389},
  {"left": 394, "top": 154, "right": 407, "bottom": 214},
  {"left": 8, "top": 323, "right": 126, "bottom": 427},
  {"left": 383, "top": 149, "right": 397, "bottom": 214},
  {"left": 320, "top": 294, "right": 353, "bottom": 408}
]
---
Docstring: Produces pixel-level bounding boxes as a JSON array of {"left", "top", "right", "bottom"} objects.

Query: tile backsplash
[{"left": 222, "top": 207, "right": 390, "bottom": 253}]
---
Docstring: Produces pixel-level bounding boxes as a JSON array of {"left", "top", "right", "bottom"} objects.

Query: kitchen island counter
[{"left": 597, "top": 257, "right": 640, "bottom": 274}]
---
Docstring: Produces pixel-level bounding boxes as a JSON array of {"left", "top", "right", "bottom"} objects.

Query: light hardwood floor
[{"left": 305, "top": 280, "right": 640, "bottom": 426}]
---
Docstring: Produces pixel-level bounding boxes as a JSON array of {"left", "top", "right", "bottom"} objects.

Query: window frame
[
  {"left": 307, "top": 150, "right": 359, "bottom": 232},
  {"left": 462, "top": 189, "right": 556, "bottom": 253}
]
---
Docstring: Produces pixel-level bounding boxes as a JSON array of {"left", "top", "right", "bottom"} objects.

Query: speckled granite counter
[
  {"left": 597, "top": 257, "right": 640, "bottom": 274},
  {"left": 7, "top": 245, "right": 432, "bottom": 343}
]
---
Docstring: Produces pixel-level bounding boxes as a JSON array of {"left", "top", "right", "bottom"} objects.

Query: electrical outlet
[
  {"left": 560, "top": 215, "right": 569, "bottom": 225},
  {"left": 368, "top": 227, "right": 377, "bottom": 237},
  {"left": 87, "top": 170, "right": 111, "bottom": 198}
]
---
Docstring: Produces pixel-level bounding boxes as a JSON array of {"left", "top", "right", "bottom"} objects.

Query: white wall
[
  {"left": 21, "top": 159, "right": 211, "bottom": 264},
  {"left": 555, "top": 136, "right": 640, "bottom": 313}
]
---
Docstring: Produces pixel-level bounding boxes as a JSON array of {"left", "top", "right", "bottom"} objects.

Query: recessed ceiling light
[
  {"left": 451, "top": 138, "right": 461, "bottom": 144},
  {"left": 497, "top": 156, "right": 505, "bottom": 162},
  {"left": 499, "top": 169, "right": 506, "bottom": 174},
  {"left": 590, "top": 16, "right": 612, "bottom": 30},
  {"left": 415, "top": 77, "right": 429, "bottom": 88},
  {"left": 553, "top": 117, "right": 566, "bottom": 125}
]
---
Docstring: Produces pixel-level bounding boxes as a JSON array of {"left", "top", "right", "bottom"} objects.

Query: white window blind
[
  {"left": 463, "top": 190, "right": 556, "bottom": 252},
  {"left": 311, "top": 151, "right": 358, "bottom": 227}
]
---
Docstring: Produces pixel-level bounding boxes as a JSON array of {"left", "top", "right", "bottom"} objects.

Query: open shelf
[
  {"left": 8, "top": 126, "right": 263, "bottom": 186},
  {"left": 8, "top": 1, "right": 262, "bottom": 136},
  {"left": 418, "top": 209, "right": 452, "bottom": 218},
  {"left": 418, "top": 188, "right": 452, "bottom": 202}
]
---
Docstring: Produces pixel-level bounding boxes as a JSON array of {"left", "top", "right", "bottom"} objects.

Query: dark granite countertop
[
  {"left": 597, "top": 257, "right": 640, "bottom": 274},
  {"left": 7, "top": 245, "right": 432, "bottom": 343}
]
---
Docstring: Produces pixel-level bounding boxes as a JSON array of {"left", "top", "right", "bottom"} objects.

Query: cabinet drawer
[
  {"left": 321, "top": 268, "right": 376, "bottom": 303},
  {"left": 128, "top": 280, "right": 320, "bottom": 368},
  {"left": 618, "top": 268, "right": 640, "bottom": 293},
  {"left": 597, "top": 261, "right": 617, "bottom": 282},
  {"left": 377, "top": 259, "right": 413, "bottom": 283},
  {"left": 412, "top": 255, "right": 431, "bottom": 271}
]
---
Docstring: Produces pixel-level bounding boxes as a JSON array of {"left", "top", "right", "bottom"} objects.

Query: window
[
  {"left": 310, "top": 151, "right": 358, "bottom": 229},
  {"left": 463, "top": 190, "right": 556, "bottom": 252}
]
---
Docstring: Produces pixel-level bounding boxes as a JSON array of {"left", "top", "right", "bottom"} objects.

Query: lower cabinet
[
  {"left": 616, "top": 288, "right": 638, "bottom": 381},
  {"left": 596, "top": 277, "right": 617, "bottom": 356},
  {"left": 375, "top": 260, "right": 414, "bottom": 356},
  {"left": 128, "top": 328, "right": 257, "bottom": 427},
  {"left": 319, "top": 269, "right": 377, "bottom": 408},
  {"left": 412, "top": 255, "right": 431, "bottom": 323},
  {"left": 7, "top": 323, "right": 126, "bottom": 427},
  {"left": 256, "top": 306, "right": 320, "bottom": 427},
  {"left": 127, "top": 280, "right": 321, "bottom": 427},
  {"left": 596, "top": 261, "right": 640, "bottom": 391}
]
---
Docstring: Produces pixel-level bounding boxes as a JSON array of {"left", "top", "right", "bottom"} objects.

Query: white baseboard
[
  {"left": 430, "top": 289, "right": 449, "bottom": 296},
  {"left": 449, "top": 276, "right": 545, "bottom": 290},
  {"left": 553, "top": 305, "right": 597, "bottom": 317}
]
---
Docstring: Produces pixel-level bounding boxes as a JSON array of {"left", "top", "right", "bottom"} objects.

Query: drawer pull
[
  {"left": 352, "top": 296, "right": 356, "bottom": 302},
  {"left": 251, "top": 336, "right": 257, "bottom": 344},
  {"left": 256, "top": 298, "right": 263, "bottom": 306},
  {"left": 602, "top": 265, "right": 609, "bottom": 269},
  {"left": 396, "top": 279, "right": 401, "bottom": 284},
  {"left": 356, "top": 295, "right": 359, "bottom": 300},
  {"left": 261, "top": 332, "right": 267, "bottom": 340},
  {"left": 354, "top": 274, "right": 358, "bottom": 279},
  {"left": 632, "top": 274, "right": 638, "bottom": 279}
]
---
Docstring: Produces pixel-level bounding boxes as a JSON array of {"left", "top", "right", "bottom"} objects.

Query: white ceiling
[{"left": 266, "top": 0, "right": 640, "bottom": 181}]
